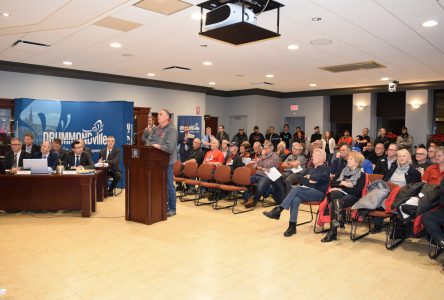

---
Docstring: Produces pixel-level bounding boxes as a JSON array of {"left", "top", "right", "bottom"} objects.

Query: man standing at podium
[{"left": 146, "top": 109, "right": 178, "bottom": 217}]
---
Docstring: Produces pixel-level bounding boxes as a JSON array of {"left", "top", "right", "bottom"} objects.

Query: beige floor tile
[{"left": 1, "top": 191, "right": 444, "bottom": 300}]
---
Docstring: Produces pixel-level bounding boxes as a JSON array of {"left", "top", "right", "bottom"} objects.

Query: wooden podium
[{"left": 123, "top": 145, "right": 170, "bottom": 225}]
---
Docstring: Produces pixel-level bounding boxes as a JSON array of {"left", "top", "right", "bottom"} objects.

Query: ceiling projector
[{"left": 205, "top": 3, "right": 257, "bottom": 31}]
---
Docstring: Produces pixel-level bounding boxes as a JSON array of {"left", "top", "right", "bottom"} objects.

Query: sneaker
[{"left": 167, "top": 210, "right": 176, "bottom": 217}]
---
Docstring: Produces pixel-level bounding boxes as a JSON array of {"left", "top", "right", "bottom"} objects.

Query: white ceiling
[{"left": 0, "top": 0, "right": 443, "bottom": 92}]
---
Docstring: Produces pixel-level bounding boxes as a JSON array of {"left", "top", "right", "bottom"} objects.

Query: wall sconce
[
  {"left": 410, "top": 102, "right": 422, "bottom": 109},
  {"left": 356, "top": 104, "right": 366, "bottom": 111}
]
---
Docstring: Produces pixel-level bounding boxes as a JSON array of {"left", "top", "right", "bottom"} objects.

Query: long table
[{"left": 0, "top": 170, "right": 105, "bottom": 217}]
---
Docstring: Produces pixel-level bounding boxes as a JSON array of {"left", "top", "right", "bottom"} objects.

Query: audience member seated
[
  {"left": 231, "top": 128, "right": 248, "bottom": 146},
  {"left": 428, "top": 145, "right": 438, "bottom": 164},
  {"left": 221, "top": 140, "right": 231, "bottom": 160},
  {"left": 310, "top": 126, "right": 322, "bottom": 143},
  {"left": 281, "top": 142, "right": 307, "bottom": 194},
  {"left": 224, "top": 144, "right": 244, "bottom": 173},
  {"left": 239, "top": 142, "right": 251, "bottom": 159},
  {"left": 276, "top": 141, "right": 290, "bottom": 162},
  {"left": 21, "top": 133, "right": 40, "bottom": 156},
  {"left": 422, "top": 178, "right": 444, "bottom": 250},
  {"left": 396, "top": 126, "right": 413, "bottom": 154},
  {"left": 249, "top": 125, "right": 265, "bottom": 146},
  {"left": 203, "top": 140, "right": 224, "bottom": 170},
  {"left": 383, "top": 149, "right": 421, "bottom": 187},
  {"left": 262, "top": 148, "right": 330, "bottom": 237},
  {"left": 63, "top": 140, "right": 94, "bottom": 170},
  {"left": 244, "top": 141, "right": 284, "bottom": 208},
  {"left": 177, "top": 124, "right": 195, "bottom": 162},
  {"left": 374, "top": 143, "right": 398, "bottom": 175},
  {"left": 364, "top": 142, "right": 385, "bottom": 165},
  {"left": 78, "top": 138, "right": 92, "bottom": 157},
  {"left": 4, "top": 137, "right": 32, "bottom": 173},
  {"left": 250, "top": 142, "right": 263, "bottom": 161},
  {"left": 33, "top": 140, "right": 59, "bottom": 170},
  {"left": 422, "top": 147, "right": 444, "bottom": 184},
  {"left": 330, "top": 145, "right": 350, "bottom": 178},
  {"left": 98, "top": 136, "right": 122, "bottom": 196},
  {"left": 374, "top": 127, "right": 390, "bottom": 150},
  {"left": 280, "top": 124, "right": 292, "bottom": 149},
  {"left": 265, "top": 126, "right": 281, "bottom": 150},
  {"left": 201, "top": 127, "right": 215, "bottom": 154},
  {"left": 183, "top": 138, "right": 204, "bottom": 166},
  {"left": 307, "top": 139, "right": 323, "bottom": 168},
  {"left": 337, "top": 129, "right": 353, "bottom": 148},
  {"left": 321, "top": 152, "right": 367, "bottom": 242},
  {"left": 322, "top": 130, "right": 336, "bottom": 165},
  {"left": 414, "top": 146, "right": 433, "bottom": 176},
  {"left": 52, "top": 138, "right": 68, "bottom": 162},
  {"left": 354, "top": 128, "right": 370, "bottom": 151},
  {"left": 216, "top": 125, "right": 229, "bottom": 145},
  {"left": 351, "top": 147, "right": 373, "bottom": 174}
]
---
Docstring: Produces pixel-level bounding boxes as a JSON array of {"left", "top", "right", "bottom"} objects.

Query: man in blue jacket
[{"left": 33, "top": 141, "right": 59, "bottom": 170}]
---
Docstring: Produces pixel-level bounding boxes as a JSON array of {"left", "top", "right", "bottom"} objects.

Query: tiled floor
[{"left": 1, "top": 192, "right": 443, "bottom": 300}]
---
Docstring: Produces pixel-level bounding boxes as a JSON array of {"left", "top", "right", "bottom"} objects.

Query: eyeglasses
[
  {"left": 415, "top": 153, "right": 427, "bottom": 155},
  {"left": 388, "top": 148, "right": 397, "bottom": 151},
  {"left": 11, "top": 143, "right": 21, "bottom": 146}
]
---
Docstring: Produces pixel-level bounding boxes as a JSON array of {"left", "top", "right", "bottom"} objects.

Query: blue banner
[
  {"left": 177, "top": 115, "right": 202, "bottom": 139},
  {"left": 14, "top": 98, "right": 133, "bottom": 184}
]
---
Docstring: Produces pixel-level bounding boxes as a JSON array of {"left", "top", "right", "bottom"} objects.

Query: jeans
[
  {"left": 167, "top": 164, "right": 176, "bottom": 212},
  {"left": 422, "top": 207, "right": 444, "bottom": 244},
  {"left": 243, "top": 174, "right": 285, "bottom": 205},
  {"left": 280, "top": 186, "right": 325, "bottom": 222}
]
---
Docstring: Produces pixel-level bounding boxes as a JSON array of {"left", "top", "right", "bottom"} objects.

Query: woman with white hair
[
  {"left": 276, "top": 141, "right": 290, "bottom": 162},
  {"left": 263, "top": 148, "right": 330, "bottom": 237},
  {"left": 383, "top": 149, "right": 421, "bottom": 186}
]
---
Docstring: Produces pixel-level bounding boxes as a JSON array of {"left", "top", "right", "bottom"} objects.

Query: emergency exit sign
[{"left": 290, "top": 105, "right": 299, "bottom": 111}]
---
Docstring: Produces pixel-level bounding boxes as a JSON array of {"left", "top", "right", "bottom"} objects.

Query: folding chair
[
  {"left": 178, "top": 162, "right": 198, "bottom": 202},
  {"left": 217, "top": 167, "right": 252, "bottom": 213},
  {"left": 194, "top": 164, "right": 215, "bottom": 206}
]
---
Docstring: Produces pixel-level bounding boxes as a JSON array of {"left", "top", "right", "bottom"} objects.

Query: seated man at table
[
  {"left": 98, "top": 136, "right": 121, "bottom": 196},
  {"left": 63, "top": 140, "right": 94, "bottom": 170},
  {"left": 4, "top": 137, "right": 32, "bottom": 173},
  {"left": 33, "top": 141, "right": 59, "bottom": 170},
  {"left": 52, "top": 138, "right": 68, "bottom": 162}
]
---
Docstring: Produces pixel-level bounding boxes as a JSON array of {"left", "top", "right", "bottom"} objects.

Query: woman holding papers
[
  {"left": 263, "top": 148, "right": 330, "bottom": 237},
  {"left": 321, "top": 151, "right": 366, "bottom": 242}
]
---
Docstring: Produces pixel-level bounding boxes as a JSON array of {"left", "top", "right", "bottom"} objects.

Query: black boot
[
  {"left": 331, "top": 198, "right": 344, "bottom": 228},
  {"left": 283, "top": 222, "right": 296, "bottom": 237},
  {"left": 263, "top": 206, "right": 284, "bottom": 220},
  {"left": 321, "top": 228, "right": 337, "bottom": 242}
]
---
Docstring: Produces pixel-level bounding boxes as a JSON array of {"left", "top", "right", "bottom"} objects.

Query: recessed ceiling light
[
  {"left": 191, "top": 12, "right": 202, "bottom": 20},
  {"left": 381, "top": 77, "right": 390, "bottom": 81},
  {"left": 200, "top": 44, "right": 208, "bottom": 47},
  {"left": 63, "top": 61, "right": 72, "bottom": 66},
  {"left": 309, "top": 83, "right": 317, "bottom": 87},
  {"left": 209, "top": 82, "right": 216, "bottom": 85},
  {"left": 422, "top": 20, "right": 438, "bottom": 27},
  {"left": 288, "top": 44, "right": 299, "bottom": 50},
  {"left": 147, "top": 73, "right": 155, "bottom": 77},
  {"left": 312, "top": 17, "right": 322, "bottom": 22},
  {"left": 1, "top": 12, "right": 10, "bottom": 17},
  {"left": 110, "top": 42, "right": 122, "bottom": 48},
  {"left": 121, "top": 53, "right": 133, "bottom": 57},
  {"left": 311, "top": 39, "right": 332, "bottom": 45},
  {"left": 203, "top": 61, "right": 213, "bottom": 66},
  {"left": 265, "top": 74, "right": 274, "bottom": 78}
]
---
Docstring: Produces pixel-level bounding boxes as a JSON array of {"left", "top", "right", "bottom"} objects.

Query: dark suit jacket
[
  {"left": 4, "top": 151, "right": 32, "bottom": 169},
  {"left": 383, "top": 163, "right": 421, "bottom": 184},
  {"left": 22, "top": 144, "right": 41, "bottom": 156},
  {"left": 373, "top": 155, "right": 390, "bottom": 175},
  {"left": 0, "top": 160, "right": 5, "bottom": 174},
  {"left": 33, "top": 151, "right": 59, "bottom": 169},
  {"left": 225, "top": 154, "right": 244, "bottom": 173},
  {"left": 63, "top": 151, "right": 94, "bottom": 169},
  {"left": 55, "top": 148, "right": 68, "bottom": 162},
  {"left": 98, "top": 147, "right": 121, "bottom": 171}
]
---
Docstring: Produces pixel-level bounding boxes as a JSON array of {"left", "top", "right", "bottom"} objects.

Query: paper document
[
  {"left": 291, "top": 166, "right": 303, "bottom": 173},
  {"left": 242, "top": 158, "right": 252, "bottom": 165},
  {"left": 265, "top": 167, "right": 282, "bottom": 182}
]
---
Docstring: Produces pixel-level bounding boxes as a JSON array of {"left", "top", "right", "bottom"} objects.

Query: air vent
[
  {"left": 251, "top": 82, "right": 274, "bottom": 86},
  {"left": 319, "top": 61, "right": 386, "bottom": 73},
  {"left": 163, "top": 66, "right": 191, "bottom": 72},
  {"left": 134, "top": 0, "right": 192, "bottom": 15},
  {"left": 12, "top": 40, "right": 50, "bottom": 52}
]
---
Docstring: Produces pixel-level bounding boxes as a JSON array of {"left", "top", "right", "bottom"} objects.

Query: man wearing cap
[
  {"left": 231, "top": 128, "right": 248, "bottom": 146},
  {"left": 396, "top": 126, "right": 413, "bottom": 154},
  {"left": 310, "top": 126, "right": 322, "bottom": 143},
  {"left": 249, "top": 126, "right": 265, "bottom": 146}
]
